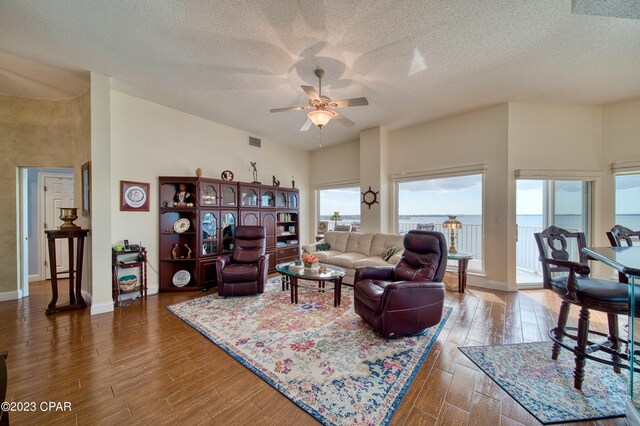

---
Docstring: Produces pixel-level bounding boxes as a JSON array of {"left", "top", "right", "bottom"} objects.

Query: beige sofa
[{"left": 301, "top": 231, "right": 405, "bottom": 284}]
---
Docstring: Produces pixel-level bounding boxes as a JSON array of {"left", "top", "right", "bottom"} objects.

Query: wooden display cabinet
[{"left": 159, "top": 177, "right": 299, "bottom": 290}]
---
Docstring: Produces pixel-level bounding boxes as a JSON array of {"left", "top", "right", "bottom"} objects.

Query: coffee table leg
[
  {"left": 334, "top": 278, "right": 343, "bottom": 307},
  {"left": 290, "top": 277, "right": 299, "bottom": 304}
]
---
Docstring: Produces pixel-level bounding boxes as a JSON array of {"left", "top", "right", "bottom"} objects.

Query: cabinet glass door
[
  {"left": 289, "top": 192, "right": 298, "bottom": 209},
  {"left": 242, "top": 188, "right": 259, "bottom": 207},
  {"left": 201, "top": 211, "right": 218, "bottom": 256},
  {"left": 261, "top": 190, "right": 275, "bottom": 208},
  {"left": 276, "top": 192, "right": 287, "bottom": 208},
  {"left": 221, "top": 186, "right": 237, "bottom": 206},
  {"left": 201, "top": 184, "right": 218, "bottom": 206},
  {"left": 222, "top": 212, "right": 236, "bottom": 252}
]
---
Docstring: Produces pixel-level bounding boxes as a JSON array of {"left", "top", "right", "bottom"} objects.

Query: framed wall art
[
  {"left": 81, "top": 161, "right": 91, "bottom": 217},
  {"left": 120, "top": 180, "right": 150, "bottom": 211}
]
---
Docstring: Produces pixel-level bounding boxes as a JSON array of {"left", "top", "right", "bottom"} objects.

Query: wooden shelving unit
[{"left": 159, "top": 176, "right": 299, "bottom": 291}]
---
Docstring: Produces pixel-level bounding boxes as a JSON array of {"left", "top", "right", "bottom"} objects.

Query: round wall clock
[{"left": 361, "top": 186, "right": 379, "bottom": 209}]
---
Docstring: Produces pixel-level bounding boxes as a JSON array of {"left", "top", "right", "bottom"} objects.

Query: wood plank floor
[{"left": 0, "top": 279, "right": 628, "bottom": 425}]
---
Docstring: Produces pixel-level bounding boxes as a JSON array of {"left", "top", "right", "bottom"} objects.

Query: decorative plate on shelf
[
  {"left": 173, "top": 218, "right": 191, "bottom": 233},
  {"left": 172, "top": 270, "right": 191, "bottom": 287},
  {"left": 221, "top": 170, "right": 234, "bottom": 181}
]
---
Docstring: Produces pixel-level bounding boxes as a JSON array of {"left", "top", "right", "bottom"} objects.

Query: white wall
[{"left": 109, "top": 91, "right": 311, "bottom": 292}]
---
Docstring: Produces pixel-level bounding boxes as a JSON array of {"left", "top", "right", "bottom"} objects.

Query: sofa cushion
[
  {"left": 329, "top": 252, "right": 367, "bottom": 268},
  {"left": 353, "top": 256, "right": 390, "bottom": 268},
  {"left": 382, "top": 246, "right": 401, "bottom": 261},
  {"left": 324, "top": 232, "right": 350, "bottom": 253},
  {"left": 312, "top": 250, "right": 342, "bottom": 262},
  {"left": 354, "top": 233, "right": 375, "bottom": 256},
  {"left": 370, "top": 233, "right": 405, "bottom": 257}
]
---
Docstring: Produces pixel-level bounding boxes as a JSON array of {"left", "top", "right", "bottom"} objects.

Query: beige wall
[
  {"left": 0, "top": 92, "right": 90, "bottom": 297},
  {"left": 110, "top": 91, "right": 311, "bottom": 293},
  {"left": 389, "top": 104, "right": 510, "bottom": 287},
  {"left": 599, "top": 98, "right": 640, "bottom": 273},
  {"left": 308, "top": 100, "right": 640, "bottom": 289},
  {"left": 507, "top": 103, "right": 603, "bottom": 281}
]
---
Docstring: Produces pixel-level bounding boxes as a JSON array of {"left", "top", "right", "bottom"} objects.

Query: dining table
[{"left": 582, "top": 246, "right": 640, "bottom": 425}]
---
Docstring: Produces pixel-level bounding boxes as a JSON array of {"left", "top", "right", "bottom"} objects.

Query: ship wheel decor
[{"left": 361, "top": 186, "right": 379, "bottom": 209}]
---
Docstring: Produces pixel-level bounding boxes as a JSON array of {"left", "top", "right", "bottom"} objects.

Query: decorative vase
[
  {"left": 304, "top": 261, "right": 319, "bottom": 270},
  {"left": 59, "top": 207, "right": 80, "bottom": 229}
]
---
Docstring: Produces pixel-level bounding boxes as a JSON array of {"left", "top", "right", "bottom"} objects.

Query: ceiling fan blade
[
  {"left": 300, "top": 119, "right": 313, "bottom": 131},
  {"left": 270, "top": 105, "right": 311, "bottom": 113},
  {"left": 331, "top": 97, "right": 369, "bottom": 108},
  {"left": 333, "top": 112, "right": 355, "bottom": 127},
  {"left": 301, "top": 85, "right": 319, "bottom": 99}
]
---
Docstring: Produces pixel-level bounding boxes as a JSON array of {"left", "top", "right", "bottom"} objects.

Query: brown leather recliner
[
  {"left": 216, "top": 226, "right": 269, "bottom": 297},
  {"left": 354, "top": 230, "right": 447, "bottom": 339}
]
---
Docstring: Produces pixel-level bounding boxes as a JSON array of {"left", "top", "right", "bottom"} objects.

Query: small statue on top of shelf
[
  {"left": 250, "top": 162, "right": 260, "bottom": 184},
  {"left": 173, "top": 183, "right": 194, "bottom": 207},
  {"left": 272, "top": 175, "right": 280, "bottom": 187}
]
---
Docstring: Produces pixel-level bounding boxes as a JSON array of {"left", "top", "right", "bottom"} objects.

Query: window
[
  {"left": 396, "top": 174, "right": 483, "bottom": 272},
  {"left": 317, "top": 186, "right": 361, "bottom": 231},
  {"left": 615, "top": 173, "right": 640, "bottom": 230}
]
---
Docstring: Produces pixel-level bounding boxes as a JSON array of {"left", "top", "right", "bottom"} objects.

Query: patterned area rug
[
  {"left": 459, "top": 342, "right": 629, "bottom": 424},
  {"left": 168, "top": 278, "right": 451, "bottom": 425}
]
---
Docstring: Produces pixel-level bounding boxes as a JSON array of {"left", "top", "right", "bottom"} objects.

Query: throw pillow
[
  {"left": 316, "top": 243, "right": 331, "bottom": 251},
  {"left": 382, "top": 246, "right": 399, "bottom": 261}
]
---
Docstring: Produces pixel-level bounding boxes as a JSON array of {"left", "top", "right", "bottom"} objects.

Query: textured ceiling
[{"left": 1, "top": 0, "right": 640, "bottom": 150}]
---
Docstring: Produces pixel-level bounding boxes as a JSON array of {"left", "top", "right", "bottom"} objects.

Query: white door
[{"left": 44, "top": 175, "right": 74, "bottom": 279}]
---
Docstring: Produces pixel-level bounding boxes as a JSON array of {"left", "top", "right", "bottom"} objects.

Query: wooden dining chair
[
  {"left": 607, "top": 225, "right": 640, "bottom": 284},
  {"left": 534, "top": 226, "right": 630, "bottom": 390}
]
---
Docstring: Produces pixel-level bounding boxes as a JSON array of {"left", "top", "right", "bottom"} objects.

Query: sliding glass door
[{"left": 516, "top": 180, "right": 591, "bottom": 285}]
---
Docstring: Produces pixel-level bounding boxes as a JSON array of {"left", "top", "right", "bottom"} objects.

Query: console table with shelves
[
  {"left": 159, "top": 176, "right": 299, "bottom": 291},
  {"left": 111, "top": 247, "right": 147, "bottom": 306}
]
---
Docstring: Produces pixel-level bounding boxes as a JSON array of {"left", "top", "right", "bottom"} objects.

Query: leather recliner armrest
[
  {"left": 354, "top": 266, "right": 395, "bottom": 283},
  {"left": 381, "top": 281, "right": 444, "bottom": 312}
]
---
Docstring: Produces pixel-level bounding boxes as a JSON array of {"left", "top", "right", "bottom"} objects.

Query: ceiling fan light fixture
[{"left": 307, "top": 109, "right": 335, "bottom": 127}]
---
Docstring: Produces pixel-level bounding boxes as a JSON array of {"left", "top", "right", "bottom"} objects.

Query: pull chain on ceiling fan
[{"left": 270, "top": 68, "right": 369, "bottom": 131}]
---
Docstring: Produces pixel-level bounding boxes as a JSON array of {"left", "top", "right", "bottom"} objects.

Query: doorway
[
  {"left": 516, "top": 179, "right": 591, "bottom": 285},
  {"left": 21, "top": 168, "right": 74, "bottom": 298}
]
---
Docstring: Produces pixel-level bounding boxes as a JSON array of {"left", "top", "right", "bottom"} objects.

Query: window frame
[
  {"left": 393, "top": 171, "right": 486, "bottom": 274},
  {"left": 315, "top": 182, "right": 361, "bottom": 231}
]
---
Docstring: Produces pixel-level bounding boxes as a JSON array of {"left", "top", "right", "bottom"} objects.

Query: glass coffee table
[{"left": 275, "top": 262, "right": 346, "bottom": 307}]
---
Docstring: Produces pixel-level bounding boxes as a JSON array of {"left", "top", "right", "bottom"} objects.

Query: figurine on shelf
[
  {"left": 292, "top": 176, "right": 295, "bottom": 188},
  {"left": 173, "top": 183, "right": 194, "bottom": 206},
  {"left": 250, "top": 162, "right": 260, "bottom": 184},
  {"left": 272, "top": 175, "right": 280, "bottom": 187}
]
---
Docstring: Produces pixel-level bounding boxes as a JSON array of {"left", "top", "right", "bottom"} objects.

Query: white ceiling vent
[{"left": 572, "top": 0, "right": 640, "bottom": 19}]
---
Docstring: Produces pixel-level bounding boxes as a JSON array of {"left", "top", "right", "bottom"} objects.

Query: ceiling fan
[{"left": 270, "top": 68, "right": 369, "bottom": 131}]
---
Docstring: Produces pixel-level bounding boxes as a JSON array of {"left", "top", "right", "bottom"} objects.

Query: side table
[
  {"left": 448, "top": 251, "right": 473, "bottom": 293},
  {"left": 44, "top": 228, "right": 89, "bottom": 315}
]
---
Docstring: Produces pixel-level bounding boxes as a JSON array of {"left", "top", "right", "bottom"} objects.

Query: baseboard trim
[
  {"left": 148, "top": 283, "right": 159, "bottom": 295},
  {"left": 91, "top": 301, "right": 114, "bottom": 315},
  {"left": 81, "top": 290, "right": 93, "bottom": 305},
  {"left": 28, "top": 274, "right": 40, "bottom": 282},
  {"left": 517, "top": 282, "right": 544, "bottom": 290},
  {"left": 0, "top": 291, "right": 19, "bottom": 301}
]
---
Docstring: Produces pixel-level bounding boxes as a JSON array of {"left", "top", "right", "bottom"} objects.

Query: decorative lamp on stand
[
  {"left": 329, "top": 211, "right": 342, "bottom": 230},
  {"left": 442, "top": 215, "right": 462, "bottom": 253}
]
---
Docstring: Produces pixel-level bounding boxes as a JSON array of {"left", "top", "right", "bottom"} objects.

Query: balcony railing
[{"left": 516, "top": 225, "right": 543, "bottom": 274}]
